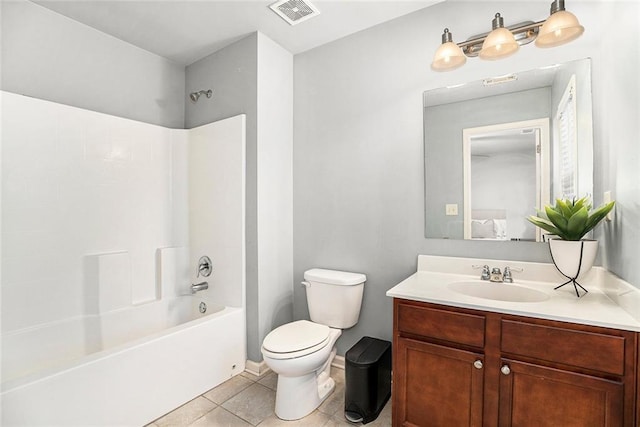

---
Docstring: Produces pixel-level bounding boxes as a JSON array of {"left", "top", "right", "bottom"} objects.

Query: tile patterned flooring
[{"left": 147, "top": 367, "right": 391, "bottom": 426}]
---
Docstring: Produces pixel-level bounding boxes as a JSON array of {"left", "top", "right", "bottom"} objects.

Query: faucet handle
[
  {"left": 197, "top": 256, "right": 212, "bottom": 278},
  {"left": 503, "top": 266, "right": 523, "bottom": 283},
  {"left": 473, "top": 264, "right": 491, "bottom": 280}
]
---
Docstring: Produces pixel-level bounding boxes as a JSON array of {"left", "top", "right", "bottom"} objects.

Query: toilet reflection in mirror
[{"left": 424, "top": 58, "right": 593, "bottom": 242}]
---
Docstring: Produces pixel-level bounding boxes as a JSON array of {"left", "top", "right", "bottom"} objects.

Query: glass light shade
[
  {"left": 535, "top": 10, "right": 584, "bottom": 48},
  {"left": 431, "top": 42, "right": 467, "bottom": 71},
  {"left": 479, "top": 27, "right": 519, "bottom": 60}
]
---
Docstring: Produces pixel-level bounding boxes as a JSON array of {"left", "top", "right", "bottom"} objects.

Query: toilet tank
[{"left": 303, "top": 268, "right": 366, "bottom": 329}]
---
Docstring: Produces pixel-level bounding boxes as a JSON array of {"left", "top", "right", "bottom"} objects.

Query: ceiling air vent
[{"left": 269, "top": 0, "right": 320, "bottom": 26}]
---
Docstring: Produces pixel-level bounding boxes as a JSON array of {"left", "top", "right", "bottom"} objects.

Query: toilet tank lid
[{"left": 304, "top": 268, "right": 366, "bottom": 286}]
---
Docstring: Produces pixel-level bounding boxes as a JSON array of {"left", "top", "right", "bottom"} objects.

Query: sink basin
[{"left": 447, "top": 281, "right": 550, "bottom": 303}]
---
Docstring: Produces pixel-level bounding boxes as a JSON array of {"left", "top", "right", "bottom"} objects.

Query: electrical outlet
[
  {"left": 603, "top": 191, "right": 614, "bottom": 221},
  {"left": 445, "top": 204, "right": 458, "bottom": 216}
]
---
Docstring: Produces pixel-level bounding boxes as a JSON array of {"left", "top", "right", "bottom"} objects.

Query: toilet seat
[{"left": 262, "top": 320, "right": 331, "bottom": 360}]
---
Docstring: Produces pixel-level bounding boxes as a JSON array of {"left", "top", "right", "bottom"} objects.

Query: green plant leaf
[
  {"left": 527, "top": 197, "right": 615, "bottom": 241},
  {"left": 573, "top": 196, "right": 590, "bottom": 213},
  {"left": 545, "top": 206, "right": 568, "bottom": 232},
  {"left": 526, "top": 216, "right": 560, "bottom": 236},
  {"left": 566, "top": 206, "right": 589, "bottom": 240},
  {"left": 527, "top": 197, "right": 615, "bottom": 240},
  {"left": 555, "top": 199, "right": 571, "bottom": 217},
  {"left": 535, "top": 208, "right": 548, "bottom": 219},
  {"left": 584, "top": 201, "right": 616, "bottom": 234}
]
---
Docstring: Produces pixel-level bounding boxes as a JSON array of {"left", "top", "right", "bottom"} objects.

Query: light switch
[{"left": 445, "top": 204, "right": 458, "bottom": 216}]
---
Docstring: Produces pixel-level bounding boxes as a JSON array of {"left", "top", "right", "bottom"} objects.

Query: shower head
[{"left": 189, "top": 89, "right": 213, "bottom": 103}]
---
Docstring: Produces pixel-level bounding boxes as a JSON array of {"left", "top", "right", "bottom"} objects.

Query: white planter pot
[{"left": 548, "top": 239, "right": 598, "bottom": 280}]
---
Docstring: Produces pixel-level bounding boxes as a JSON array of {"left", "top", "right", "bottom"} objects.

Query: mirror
[{"left": 424, "top": 58, "right": 593, "bottom": 241}]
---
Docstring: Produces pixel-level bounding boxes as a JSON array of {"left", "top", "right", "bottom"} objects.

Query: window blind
[{"left": 556, "top": 76, "right": 577, "bottom": 199}]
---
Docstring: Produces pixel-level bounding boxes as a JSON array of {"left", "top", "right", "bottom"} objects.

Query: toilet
[{"left": 261, "top": 268, "right": 366, "bottom": 420}]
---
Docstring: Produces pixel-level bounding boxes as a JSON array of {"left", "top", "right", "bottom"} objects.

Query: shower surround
[{"left": 0, "top": 91, "right": 246, "bottom": 426}]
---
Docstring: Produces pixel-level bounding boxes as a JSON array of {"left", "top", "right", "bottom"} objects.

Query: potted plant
[{"left": 527, "top": 196, "right": 615, "bottom": 297}]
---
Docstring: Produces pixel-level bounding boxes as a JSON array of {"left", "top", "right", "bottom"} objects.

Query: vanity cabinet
[{"left": 392, "top": 298, "right": 638, "bottom": 427}]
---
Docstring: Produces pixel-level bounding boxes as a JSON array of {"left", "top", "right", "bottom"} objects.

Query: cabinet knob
[
  {"left": 501, "top": 365, "right": 511, "bottom": 375},
  {"left": 473, "top": 360, "right": 483, "bottom": 369}
]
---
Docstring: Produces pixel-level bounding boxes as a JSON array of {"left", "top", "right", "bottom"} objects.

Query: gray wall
[
  {"left": 294, "top": 0, "right": 640, "bottom": 356},
  {"left": 0, "top": 0, "right": 185, "bottom": 128},
  {"left": 593, "top": 1, "right": 640, "bottom": 289}
]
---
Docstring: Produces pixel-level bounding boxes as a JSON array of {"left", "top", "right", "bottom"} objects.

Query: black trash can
[{"left": 344, "top": 336, "right": 392, "bottom": 424}]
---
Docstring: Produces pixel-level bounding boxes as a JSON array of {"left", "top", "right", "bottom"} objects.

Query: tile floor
[{"left": 147, "top": 367, "right": 391, "bottom": 426}]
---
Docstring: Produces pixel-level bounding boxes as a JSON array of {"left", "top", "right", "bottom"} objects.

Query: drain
[{"left": 199, "top": 302, "right": 207, "bottom": 313}]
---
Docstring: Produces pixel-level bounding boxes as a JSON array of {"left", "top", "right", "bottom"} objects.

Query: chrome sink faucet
[{"left": 473, "top": 264, "right": 523, "bottom": 283}]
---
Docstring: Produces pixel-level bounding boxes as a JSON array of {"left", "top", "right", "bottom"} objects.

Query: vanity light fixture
[{"left": 431, "top": 0, "right": 584, "bottom": 71}]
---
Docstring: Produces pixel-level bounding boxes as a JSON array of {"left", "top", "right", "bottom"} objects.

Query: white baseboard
[
  {"left": 246, "top": 355, "right": 345, "bottom": 377},
  {"left": 332, "top": 355, "right": 345, "bottom": 370},
  {"left": 244, "top": 359, "right": 271, "bottom": 377}
]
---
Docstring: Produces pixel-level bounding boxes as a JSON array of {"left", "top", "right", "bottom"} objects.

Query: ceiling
[{"left": 33, "top": 0, "right": 442, "bottom": 66}]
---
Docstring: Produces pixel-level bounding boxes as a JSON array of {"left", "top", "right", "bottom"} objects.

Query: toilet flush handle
[{"left": 301, "top": 281, "right": 311, "bottom": 288}]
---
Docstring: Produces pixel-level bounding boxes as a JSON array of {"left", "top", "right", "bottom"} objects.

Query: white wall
[
  {"left": 2, "top": 91, "right": 248, "bottom": 340},
  {"left": 293, "top": 0, "right": 639, "bottom": 355},
  {"left": 189, "top": 115, "right": 246, "bottom": 309},
  {"left": 256, "top": 33, "right": 294, "bottom": 356},
  {"left": 1, "top": 91, "right": 189, "bottom": 332},
  {"left": 0, "top": 0, "right": 185, "bottom": 128}
]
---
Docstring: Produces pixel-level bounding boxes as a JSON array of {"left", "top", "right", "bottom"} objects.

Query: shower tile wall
[{"left": 1, "top": 92, "right": 189, "bottom": 333}]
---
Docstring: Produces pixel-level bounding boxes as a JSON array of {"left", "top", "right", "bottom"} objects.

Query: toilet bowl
[
  {"left": 262, "top": 320, "right": 341, "bottom": 420},
  {"left": 261, "top": 268, "right": 366, "bottom": 420}
]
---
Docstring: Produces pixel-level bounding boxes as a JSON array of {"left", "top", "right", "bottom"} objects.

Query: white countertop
[{"left": 386, "top": 255, "right": 640, "bottom": 332}]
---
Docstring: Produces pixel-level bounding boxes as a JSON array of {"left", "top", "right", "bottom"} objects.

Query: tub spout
[{"left": 191, "top": 281, "right": 209, "bottom": 293}]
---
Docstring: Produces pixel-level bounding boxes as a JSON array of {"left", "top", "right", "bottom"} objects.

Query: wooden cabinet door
[
  {"left": 394, "top": 337, "right": 484, "bottom": 427},
  {"left": 498, "top": 359, "right": 624, "bottom": 427}
]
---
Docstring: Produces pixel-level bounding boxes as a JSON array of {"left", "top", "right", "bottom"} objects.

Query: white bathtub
[{"left": 1, "top": 295, "right": 246, "bottom": 426}]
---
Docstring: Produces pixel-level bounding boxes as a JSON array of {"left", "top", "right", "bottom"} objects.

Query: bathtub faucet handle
[{"left": 197, "top": 256, "right": 212, "bottom": 278}]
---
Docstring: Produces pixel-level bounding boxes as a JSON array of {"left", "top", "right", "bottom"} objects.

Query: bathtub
[{"left": 1, "top": 295, "right": 246, "bottom": 426}]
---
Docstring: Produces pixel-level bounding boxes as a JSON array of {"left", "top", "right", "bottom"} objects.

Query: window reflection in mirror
[{"left": 424, "top": 58, "right": 593, "bottom": 242}]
